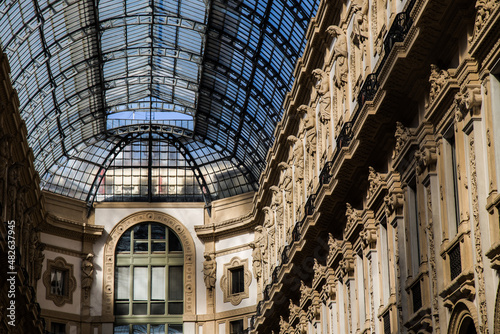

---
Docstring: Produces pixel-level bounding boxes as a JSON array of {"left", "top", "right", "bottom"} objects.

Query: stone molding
[
  {"left": 220, "top": 257, "right": 252, "bottom": 306},
  {"left": 42, "top": 257, "right": 77, "bottom": 307},
  {"left": 101, "top": 210, "right": 196, "bottom": 321}
]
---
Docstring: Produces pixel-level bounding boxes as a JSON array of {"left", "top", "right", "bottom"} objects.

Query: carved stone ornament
[
  {"left": 289, "top": 299, "right": 301, "bottom": 320},
  {"left": 279, "top": 316, "right": 290, "bottom": 334},
  {"left": 415, "top": 146, "right": 437, "bottom": 175},
  {"left": 367, "top": 166, "right": 382, "bottom": 199},
  {"left": 428, "top": 64, "right": 450, "bottom": 107},
  {"left": 326, "top": 25, "right": 348, "bottom": 88},
  {"left": 345, "top": 203, "right": 360, "bottom": 231},
  {"left": 81, "top": 253, "right": 94, "bottom": 300},
  {"left": 473, "top": 0, "right": 499, "bottom": 41},
  {"left": 328, "top": 233, "right": 342, "bottom": 260},
  {"left": 203, "top": 252, "right": 217, "bottom": 289},
  {"left": 454, "top": 86, "right": 482, "bottom": 122},
  {"left": 312, "top": 69, "right": 331, "bottom": 123},
  {"left": 221, "top": 256, "right": 252, "bottom": 306},
  {"left": 321, "top": 279, "right": 336, "bottom": 300},
  {"left": 392, "top": 122, "right": 411, "bottom": 159},
  {"left": 360, "top": 224, "right": 377, "bottom": 246},
  {"left": 384, "top": 191, "right": 404, "bottom": 216},
  {"left": 313, "top": 258, "right": 327, "bottom": 283},
  {"left": 352, "top": 0, "right": 369, "bottom": 44},
  {"left": 300, "top": 280, "right": 312, "bottom": 305}
]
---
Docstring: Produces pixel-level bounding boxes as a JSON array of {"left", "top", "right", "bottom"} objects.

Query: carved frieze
[{"left": 472, "top": 0, "right": 499, "bottom": 41}]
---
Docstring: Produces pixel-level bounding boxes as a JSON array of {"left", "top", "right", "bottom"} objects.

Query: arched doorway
[
  {"left": 102, "top": 211, "right": 196, "bottom": 330},
  {"left": 448, "top": 302, "right": 479, "bottom": 334}
]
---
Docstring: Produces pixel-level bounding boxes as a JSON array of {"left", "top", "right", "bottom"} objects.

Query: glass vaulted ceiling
[{"left": 0, "top": 0, "right": 319, "bottom": 206}]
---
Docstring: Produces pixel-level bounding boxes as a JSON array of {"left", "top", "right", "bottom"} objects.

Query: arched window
[{"left": 113, "top": 222, "right": 184, "bottom": 334}]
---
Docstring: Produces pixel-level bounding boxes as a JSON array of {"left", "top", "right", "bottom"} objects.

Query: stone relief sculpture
[
  {"left": 81, "top": 253, "right": 94, "bottom": 299},
  {"left": 473, "top": 0, "right": 498, "bottom": 40},
  {"left": 367, "top": 166, "right": 382, "bottom": 199},
  {"left": 428, "top": 64, "right": 450, "bottom": 106},
  {"left": 203, "top": 252, "right": 217, "bottom": 289},
  {"left": 0, "top": 135, "right": 11, "bottom": 214},
  {"left": 353, "top": 0, "right": 369, "bottom": 44},
  {"left": 312, "top": 69, "right": 331, "bottom": 125},
  {"left": 345, "top": 203, "right": 360, "bottom": 232},
  {"left": 278, "top": 161, "right": 293, "bottom": 239},
  {"left": 454, "top": 86, "right": 483, "bottom": 122},
  {"left": 326, "top": 25, "right": 348, "bottom": 89},
  {"left": 270, "top": 185, "right": 284, "bottom": 251},
  {"left": 287, "top": 135, "right": 304, "bottom": 218},
  {"left": 263, "top": 206, "right": 275, "bottom": 274},
  {"left": 392, "top": 122, "right": 411, "bottom": 159},
  {"left": 6, "top": 163, "right": 21, "bottom": 221},
  {"left": 250, "top": 242, "right": 262, "bottom": 280}
]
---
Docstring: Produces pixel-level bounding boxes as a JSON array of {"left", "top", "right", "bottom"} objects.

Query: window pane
[
  {"left": 151, "top": 224, "right": 166, "bottom": 239},
  {"left": 168, "top": 324, "right": 183, "bottom": 334},
  {"left": 132, "top": 303, "right": 147, "bottom": 315},
  {"left": 151, "top": 324, "right": 166, "bottom": 334},
  {"left": 152, "top": 242, "right": 166, "bottom": 252},
  {"left": 150, "top": 303, "right": 165, "bottom": 315},
  {"left": 114, "top": 303, "right": 129, "bottom": 315},
  {"left": 168, "top": 266, "right": 183, "bottom": 300},
  {"left": 134, "top": 241, "right": 149, "bottom": 253},
  {"left": 231, "top": 267, "right": 244, "bottom": 294},
  {"left": 114, "top": 325, "right": 129, "bottom": 334},
  {"left": 168, "top": 231, "right": 182, "bottom": 252},
  {"left": 132, "top": 324, "right": 147, "bottom": 333},
  {"left": 133, "top": 267, "right": 148, "bottom": 300},
  {"left": 117, "top": 230, "right": 131, "bottom": 252},
  {"left": 133, "top": 224, "right": 149, "bottom": 239},
  {"left": 116, "top": 267, "right": 130, "bottom": 300},
  {"left": 50, "top": 269, "right": 66, "bottom": 296},
  {"left": 168, "top": 302, "right": 183, "bottom": 314},
  {"left": 230, "top": 320, "right": 244, "bottom": 334},
  {"left": 151, "top": 267, "right": 166, "bottom": 300}
]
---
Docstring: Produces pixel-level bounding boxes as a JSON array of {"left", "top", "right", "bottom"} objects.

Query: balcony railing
[
  {"left": 319, "top": 161, "right": 333, "bottom": 184},
  {"left": 336, "top": 121, "right": 353, "bottom": 149},
  {"left": 292, "top": 221, "right": 302, "bottom": 242},
  {"left": 304, "top": 194, "right": 316, "bottom": 216}
]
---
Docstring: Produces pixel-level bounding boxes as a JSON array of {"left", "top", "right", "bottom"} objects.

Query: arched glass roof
[{"left": 0, "top": 0, "right": 319, "bottom": 206}]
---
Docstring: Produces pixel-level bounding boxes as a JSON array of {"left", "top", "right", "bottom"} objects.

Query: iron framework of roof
[{"left": 0, "top": 0, "right": 319, "bottom": 207}]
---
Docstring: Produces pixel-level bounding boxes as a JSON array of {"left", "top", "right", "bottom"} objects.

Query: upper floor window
[
  {"left": 114, "top": 222, "right": 184, "bottom": 334},
  {"left": 443, "top": 129, "right": 461, "bottom": 236}
]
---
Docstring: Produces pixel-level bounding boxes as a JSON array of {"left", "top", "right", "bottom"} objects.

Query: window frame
[
  {"left": 220, "top": 257, "right": 252, "bottom": 306},
  {"left": 43, "top": 257, "right": 76, "bottom": 307}
]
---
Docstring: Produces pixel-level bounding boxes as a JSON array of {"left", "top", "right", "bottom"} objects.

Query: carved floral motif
[
  {"left": 392, "top": 122, "right": 411, "bottom": 159},
  {"left": 428, "top": 64, "right": 450, "bottom": 107}
]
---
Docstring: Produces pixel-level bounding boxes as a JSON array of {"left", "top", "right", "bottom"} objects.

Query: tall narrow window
[
  {"left": 379, "top": 219, "right": 391, "bottom": 304},
  {"left": 114, "top": 222, "right": 184, "bottom": 334},
  {"left": 230, "top": 267, "right": 245, "bottom": 295},
  {"left": 408, "top": 179, "right": 421, "bottom": 276},
  {"left": 230, "top": 319, "right": 244, "bottom": 334},
  {"left": 444, "top": 131, "right": 461, "bottom": 235}
]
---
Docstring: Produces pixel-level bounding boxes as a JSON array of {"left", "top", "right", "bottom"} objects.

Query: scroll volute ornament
[
  {"left": 472, "top": 0, "right": 498, "bottom": 41},
  {"left": 384, "top": 190, "right": 404, "bottom": 216},
  {"left": 454, "top": 85, "right": 482, "bottom": 122},
  {"left": 321, "top": 279, "right": 337, "bottom": 300}
]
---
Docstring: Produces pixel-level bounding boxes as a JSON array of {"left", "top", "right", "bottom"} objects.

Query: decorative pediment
[
  {"left": 327, "top": 233, "right": 343, "bottom": 262},
  {"left": 299, "top": 280, "right": 313, "bottom": 305},
  {"left": 312, "top": 258, "right": 327, "bottom": 286},
  {"left": 289, "top": 299, "right": 301, "bottom": 321},
  {"left": 345, "top": 203, "right": 361, "bottom": 233},
  {"left": 427, "top": 64, "right": 451, "bottom": 107},
  {"left": 392, "top": 122, "right": 412, "bottom": 160}
]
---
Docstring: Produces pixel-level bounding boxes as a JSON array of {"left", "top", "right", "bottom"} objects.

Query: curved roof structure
[{"left": 0, "top": 0, "right": 319, "bottom": 206}]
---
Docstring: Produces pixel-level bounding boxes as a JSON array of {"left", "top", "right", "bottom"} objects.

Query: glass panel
[
  {"left": 150, "top": 303, "right": 165, "bottom": 315},
  {"left": 168, "top": 324, "right": 183, "bottom": 334},
  {"left": 151, "top": 224, "right": 166, "bottom": 239},
  {"left": 134, "top": 241, "right": 149, "bottom": 253},
  {"left": 151, "top": 324, "right": 166, "bottom": 334},
  {"left": 116, "top": 267, "right": 130, "bottom": 300},
  {"left": 168, "top": 266, "right": 183, "bottom": 300},
  {"left": 50, "top": 269, "right": 66, "bottom": 296},
  {"left": 230, "top": 320, "right": 244, "bottom": 334},
  {"left": 114, "top": 303, "right": 129, "bottom": 316},
  {"left": 168, "top": 231, "right": 183, "bottom": 252},
  {"left": 168, "top": 302, "right": 183, "bottom": 315},
  {"left": 231, "top": 267, "right": 244, "bottom": 294},
  {"left": 132, "top": 324, "right": 147, "bottom": 333},
  {"left": 132, "top": 303, "right": 147, "bottom": 315},
  {"left": 133, "top": 267, "right": 148, "bottom": 301},
  {"left": 116, "top": 230, "right": 131, "bottom": 252},
  {"left": 114, "top": 325, "right": 129, "bottom": 334},
  {"left": 152, "top": 242, "right": 166, "bottom": 252},
  {"left": 133, "top": 224, "right": 149, "bottom": 239},
  {"left": 151, "top": 267, "right": 166, "bottom": 300}
]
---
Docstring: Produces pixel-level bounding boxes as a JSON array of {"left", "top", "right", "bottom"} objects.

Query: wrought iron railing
[
  {"left": 449, "top": 243, "right": 462, "bottom": 281},
  {"left": 357, "top": 73, "right": 379, "bottom": 106},
  {"left": 281, "top": 245, "right": 290, "bottom": 264},
  {"left": 304, "top": 194, "right": 316, "bottom": 216},
  {"left": 272, "top": 265, "right": 281, "bottom": 283},
  {"left": 383, "top": 11, "right": 413, "bottom": 55},
  {"left": 336, "top": 121, "right": 353, "bottom": 149},
  {"left": 319, "top": 161, "right": 333, "bottom": 184},
  {"left": 292, "top": 221, "right": 302, "bottom": 242}
]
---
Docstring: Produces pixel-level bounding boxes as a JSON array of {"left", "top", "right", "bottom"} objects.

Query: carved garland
[
  {"left": 469, "top": 134, "right": 489, "bottom": 334},
  {"left": 426, "top": 186, "right": 440, "bottom": 334},
  {"left": 102, "top": 211, "right": 196, "bottom": 320}
]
